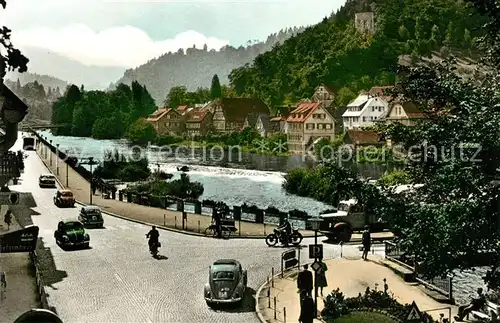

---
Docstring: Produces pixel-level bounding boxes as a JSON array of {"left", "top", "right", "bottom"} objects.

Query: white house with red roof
[{"left": 285, "top": 101, "right": 336, "bottom": 153}]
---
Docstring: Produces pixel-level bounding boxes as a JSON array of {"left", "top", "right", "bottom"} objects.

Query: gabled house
[
  {"left": 146, "top": 107, "right": 184, "bottom": 135},
  {"left": 384, "top": 101, "right": 425, "bottom": 126},
  {"left": 211, "top": 98, "right": 270, "bottom": 134},
  {"left": 269, "top": 115, "right": 288, "bottom": 135},
  {"left": 185, "top": 108, "right": 212, "bottom": 137},
  {"left": 343, "top": 130, "right": 384, "bottom": 148},
  {"left": 312, "top": 84, "right": 335, "bottom": 102},
  {"left": 286, "top": 102, "right": 335, "bottom": 154},
  {"left": 243, "top": 113, "right": 271, "bottom": 137},
  {"left": 342, "top": 94, "right": 389, "bottom": 130}
]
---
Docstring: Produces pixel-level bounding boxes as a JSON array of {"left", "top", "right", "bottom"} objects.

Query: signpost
[
  {"left": 406, "top": 301, "right": 423, "bottom": 322},
  {"left": 308, "top": 244, "right": 323, "bottom": 259},
  {"left": 0, "top": 192, "right": 19, "bottom": 204},
  {"left": 281, "top": 249, "right": 298, "bottom": 274},
  {"left": 0, "top": 226, "right": 39, "bottom": 253}
]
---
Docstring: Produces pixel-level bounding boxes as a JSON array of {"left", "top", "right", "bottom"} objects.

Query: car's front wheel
[{"left": 84, "top": 243, "right": 90, "bottom": 249}]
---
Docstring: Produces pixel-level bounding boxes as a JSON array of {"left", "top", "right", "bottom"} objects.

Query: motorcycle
[
  {"left": 146, "top": 236, "right": 160, "bottom": 257},
  {"left": 266, "top": 228, "right": 303, "bottom": 247}
]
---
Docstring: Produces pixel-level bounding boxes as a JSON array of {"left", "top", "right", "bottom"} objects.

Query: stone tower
[{"left": 355, "top": 12, "right": 375, "bottom": 34}]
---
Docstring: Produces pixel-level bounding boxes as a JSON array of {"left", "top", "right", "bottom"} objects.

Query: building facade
[{"left": 286, "top": 102, "right": 336, "bottom": 154}]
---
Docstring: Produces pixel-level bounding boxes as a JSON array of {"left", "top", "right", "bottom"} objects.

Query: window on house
[
  {"left": 306, "top": 123, "right": 315, "bottom": 130},
  {"left": 372, "top": 107, "right": 375, "bottom": 112},
  {"left": 317, "top": 124, "right": 323, "bottom": 130},
  {"left": 325, "top": 124, "right": 332, "bottom": 130},
  {"left": 362, "top": 117, "right": 366, "bottom": 122},
  {"left": 378, "top": 106, "right": 382, "bottom": 111}
]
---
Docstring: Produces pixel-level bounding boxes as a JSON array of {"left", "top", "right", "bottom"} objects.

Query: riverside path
[{"left": 13, "top": 138, "right": 381, "bottom": 323}]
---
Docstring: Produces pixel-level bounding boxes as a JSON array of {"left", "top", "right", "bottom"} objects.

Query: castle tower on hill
[{"left": 355, "top": 12, "right": 375, "bottom": 34}]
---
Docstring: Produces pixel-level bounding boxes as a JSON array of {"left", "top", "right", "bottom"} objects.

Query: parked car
[
  {"left": 78, "top": 206, "right": 104, "bottom": 227},
  {"left": 54, "top": 220, "right": 89, "bottom": 249},
  {"left": 53, "top": 189, "right": 75, "bottom": 207},
  {"left": 204, "top": 259, "right": 247, "bottom": 306},
  {"left": 39, "top": 174, "right": 56, "bottom": 188}
]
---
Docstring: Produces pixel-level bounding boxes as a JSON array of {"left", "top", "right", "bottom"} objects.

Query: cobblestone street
[{"left": 13, "top": 149, "right": 374, "bottom": 323}]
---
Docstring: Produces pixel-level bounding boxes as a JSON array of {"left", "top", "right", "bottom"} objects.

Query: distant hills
[
  {"left": 112, "top": 27, "right": 306, "bottom": 104},
  {"left": 10, "top": 47, "right": 124, "bottom": 90},
  {"left": 7, "top": 72, "right": 68, "bottom": 92}
]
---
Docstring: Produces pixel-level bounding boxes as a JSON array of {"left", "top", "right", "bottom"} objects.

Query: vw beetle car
[
  {"left": 54, "top": 220, "right": 90, "bottom": 249},
  {"left": 53, "top": 189, "right": 75, "bottom": 207},
  {"left": 39, "top": 174, "right": 56, "bottom": 188},
  {"left": 204, "top": 259, "right": 247, "bottom": 306},
  {"left": 78, "top": 206, "right": 104, "bottom": 227}
]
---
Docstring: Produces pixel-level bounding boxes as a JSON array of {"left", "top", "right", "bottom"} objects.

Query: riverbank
[{"left": 35, "top": 140, "right": 317, "bottom": 238}]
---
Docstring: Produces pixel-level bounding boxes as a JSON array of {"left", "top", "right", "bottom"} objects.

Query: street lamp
[
  {"left": 56, "top": 144, "right": 59, "bottom": 175},
  {"left": 49, "top": 140, "right": 53, "bottom": 166},
  {"left": 65, "top": 150, "right": 69, "bottom": 187},
  {"left": 308, "top": 217, "right": 324, "bottom": 318}
]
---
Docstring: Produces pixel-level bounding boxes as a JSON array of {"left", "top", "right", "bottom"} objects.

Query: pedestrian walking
[
  {"left": 315, "top": 256, "right": 328, "bottom": 296},
  {"left": 0, "top": 270, "right": 6, "bottom": 301},
  {"left": 4, "top": 210, "right": 12, "bottom": 230},
  {"left": 299, "top": 290, "right": 315, "bottom": 323},
  {"left": 297, "top": 264, "right": 313, "bottom": 297},
  {"left": 362, "top": 225, "right": 371, "bottom": 260}
]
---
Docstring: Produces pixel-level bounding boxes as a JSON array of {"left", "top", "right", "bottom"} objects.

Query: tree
[
  {"left": 125, "top": 119, "right": 156, "bottom": 144},
  {"left": 164, "top": 86, "right": 188, "bottom": 108},
  {"left": 443, "top": 22, "right": 454, "bottom": 47},
  {"left": 381, "top": 1, "right": 500, "bottom": 282},
  {"left": 398, "top": 24, "right": 409, "bottom": 41},
  {"left": 463, "top": 28, "right": 472, "bottom": 51},
  {"left": 210, "top": 74, "right": 222, "bottom": 99},
  {"left": 0, "top": 1, "right": 29, "bottom": 83}
]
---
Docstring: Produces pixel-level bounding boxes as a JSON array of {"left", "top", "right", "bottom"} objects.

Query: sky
[{"left": 0, "top": 0, "right": 345, "bottom": 69}]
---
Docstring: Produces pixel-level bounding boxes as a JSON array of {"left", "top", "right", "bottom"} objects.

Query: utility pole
[{"left": 79, "top": 157, "right": 98, "bottom": 204}]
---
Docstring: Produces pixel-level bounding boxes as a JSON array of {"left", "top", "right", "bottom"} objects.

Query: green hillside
[{"left": 228, "top": 0, "right": 487, "bottom": 106}]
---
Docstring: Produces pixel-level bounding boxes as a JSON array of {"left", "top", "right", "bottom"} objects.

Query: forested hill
[
  {"left": 228, "top": 0, "right": 488, "bottom": 106},
  {"left": 112, "top": 27, "right": 306, "bottom": 105},
  {"left": 7, "top": 72, "right": 68, "bottom": 92}
]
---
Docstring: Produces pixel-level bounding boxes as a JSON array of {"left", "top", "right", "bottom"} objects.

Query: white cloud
[{"left": 10, "top": 24, "right": 229, "bottom": 68}]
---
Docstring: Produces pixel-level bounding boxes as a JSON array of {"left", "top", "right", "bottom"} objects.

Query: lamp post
[
  {"left": 79, "top": 157, "right": 98, "bottom": 204},
  {"left": 49, "top": 140, "right": 53, "bottom": 166},
  {"left": 308, "top": 217, "right": 324, "bottom": 318},
  {"left": 65, "top": 150, "right": 69, "bottom": 187},
  {"left": 55, "top": 144, "right": 59, "bottom": 175}
]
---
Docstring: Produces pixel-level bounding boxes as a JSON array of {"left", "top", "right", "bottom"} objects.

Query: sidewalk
[
  {"left": 257, "top": 254, "right": 459, "bottom": 323},
  {"left": 0, "top": 207, "right": 39, "bottom": 323},
  {"left": 37, "top": 143, "right": 318, "bottom": 238}
]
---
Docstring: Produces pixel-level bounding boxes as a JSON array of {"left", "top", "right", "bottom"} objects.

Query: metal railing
[
  {"left": 384, "top": 241, "right": 453, "bottom": 302},
  {"left": 29, "top": 251, "right": 49, "bottom": 309}
]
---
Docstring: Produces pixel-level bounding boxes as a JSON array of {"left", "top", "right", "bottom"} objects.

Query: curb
[
  {"left": 255, "top": 260, "right": 327, "bottom": 323},
  {"left": 34, "top": 149, "right": 315, "bottom": 240}
]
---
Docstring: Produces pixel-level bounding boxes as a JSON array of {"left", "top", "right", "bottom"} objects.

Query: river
[{"left": 36, "top": 130, "right": 334, "bottom": 215}]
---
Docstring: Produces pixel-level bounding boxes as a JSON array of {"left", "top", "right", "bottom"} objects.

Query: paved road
[{"left": 12, "top": 140, "right": 384, "bottom": 323}]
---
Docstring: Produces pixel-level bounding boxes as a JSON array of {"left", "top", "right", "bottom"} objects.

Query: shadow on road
[
  {"left": 154, "top": 255, "right": 168, "bottom": 260},
  {"left": 210, "top": 287, "right": 257, "bottom": 313},
  {"left": 36, "top": 237, "right": 68, "bottom": 291}
]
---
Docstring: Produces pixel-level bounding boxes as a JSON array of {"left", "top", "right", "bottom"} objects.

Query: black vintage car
[
  {"left": 39, "top": 174, "right": 56, "bottom": 188},
  {"left": 204, "top": 259, "right": 247, "bottom": 306},
  {"left": 78, "top": 206, "right": 104, "bottom": 227},
  {"left": 54, "top": 220, "right": 90, "bottom": 249}
]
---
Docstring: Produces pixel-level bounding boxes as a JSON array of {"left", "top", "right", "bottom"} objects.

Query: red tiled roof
[
  {"left": 147, "top": 107, "right": 171, "bottom": 121},
  {"left": 345, "top": 130, "right": 383, "bottom": 145},
  {"left": 369, "top": 86, "right": 395, "bottom": 102},
  {"left": 177, "top": 105, "right": 188, "bottom": 111},
  {"left": 286, "top": 102, "right": 321, "bottom": 123},
  {"left": 186, "top": 109, "right": 209, "bottom": 122},
  {"left": 387, "top": 101, "right": 426, "bottom": 119}
]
